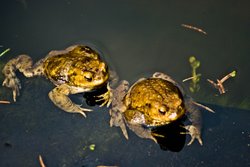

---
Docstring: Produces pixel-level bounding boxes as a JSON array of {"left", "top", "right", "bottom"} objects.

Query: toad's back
[
  {"left": 128, "top": 78, "right": 184, "bottom": 110},
  {"left": 43, "top": 46, "right": 104, "bottom": 87}
]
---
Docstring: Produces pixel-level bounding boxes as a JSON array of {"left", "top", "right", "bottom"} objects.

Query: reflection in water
[
  {"left": 151, "top": 117, "right": 186, "bottom": 152},
  {"left": 83, "top": 83, "right": 109, "bottom": 106}
]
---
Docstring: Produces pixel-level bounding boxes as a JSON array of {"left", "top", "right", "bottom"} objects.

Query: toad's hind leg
[
  {"left": 109, "top": 80, "right": 130, "bottom": 139},
  {"left": 2, "top": 54, "right": 44, "bottom": 101},
  {"left": 48, "top": 84, "right": 92, "bottom": 117},
  {"left": 184, "top": 98, "right": 203, "bottom": 146}
]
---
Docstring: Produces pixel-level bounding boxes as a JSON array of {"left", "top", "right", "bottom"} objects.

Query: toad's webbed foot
[
  {"left": 183, "top": 125, "right": 203, "bottom": 146},
  {"left": 2, "top": 77, "right": 21, "bottom": 102},
  {"left": 109, "top": 109, "right": 128, "bottom": 139},
  {"left": 2, "top": 55, "right": 27, "bottom": 101}
]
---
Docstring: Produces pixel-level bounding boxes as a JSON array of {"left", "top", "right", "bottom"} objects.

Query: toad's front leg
[{"left": 48, "top": 84, "right": 92, "bottom": 117}]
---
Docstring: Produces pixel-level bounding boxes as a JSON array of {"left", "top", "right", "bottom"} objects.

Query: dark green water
[{"left": 0, "top": 0, "right": 249, "bottom": 166}]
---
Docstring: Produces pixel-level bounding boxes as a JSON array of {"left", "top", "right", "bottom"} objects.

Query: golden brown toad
[
  {"left": 2, "top": 45, "right": 112, "bottom": 117},
  {"left": 110, "top": 72, "right": 212, "bottom": 145}
]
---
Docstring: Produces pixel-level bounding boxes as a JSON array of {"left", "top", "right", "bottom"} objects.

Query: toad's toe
[{"left": 184, "top": 125, "right": 203, "bottom": 146}]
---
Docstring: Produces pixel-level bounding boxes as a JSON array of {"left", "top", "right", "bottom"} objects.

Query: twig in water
[
  {"left": 192, "top": 101, "right": 215, "bottom": 113},
  {"left": 0, "top": 48, "right": 10, "bottom": 57},
  {"left": 181, "top": 24, "right": 207, "bottom": 35},
  {"left": 207, "top": 70, "right": 236, "bottom": 94},
  {"left": 38, "top": 155, "right": 46, "bottom": 167},
  {"left": 183, "top": 74, "right": 201, "bottom": 82},
  {"left": 0, "top": 100, "right": 10, "bottom": 104}
]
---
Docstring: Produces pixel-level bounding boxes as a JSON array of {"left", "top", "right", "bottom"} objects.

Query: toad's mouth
[
  {"left": 91, "top": 74, "right": 109, "bottom": 88},
  {"left": 144, "top": 119, "right": 171, "bottom": 127},
  {"left": 145, "top": 112, "right": 185, "bottom": 127}
]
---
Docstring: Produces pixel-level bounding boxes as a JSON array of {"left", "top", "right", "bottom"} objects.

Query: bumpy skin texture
[
  {"left": 110, "top": 72, "right": 203, "bottom": 145},
  {"left": 44, "top": 46, "right": 108, "bottom": 87},
  {"left": 2, "top": 45, "right": 111, "bottom": 117},
  {"left": 124, "top": 78, "right": 185, "bottom": 126}
]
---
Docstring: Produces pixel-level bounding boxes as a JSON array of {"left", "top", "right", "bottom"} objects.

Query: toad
[
  {"left": 2, "top": 45, "right": 112, "bottom": 117},
  {"left": 110, "top": 72, "right": 213, "bottom": 145}
]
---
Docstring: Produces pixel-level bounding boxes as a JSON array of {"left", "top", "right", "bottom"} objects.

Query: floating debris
[
  {"left": 183, "top": 56, "right": 201, "bottom": 92},
  {"left": 0, "top": 100, "right": 10, "bottom": 104},
  {"left": 83, "top": 143, "right": 96, "bottom": 151},
  {"left": 181, "top": 24, "right": 207, "bottom": 35},
  {"left": 192, "top": 101, "right": 215, "bottom": 113},
  {"left": 182, "top": 74, "right": 201, "bottom": 82},
  {"left": 89, "top": 144, "right": 96, "bottom": 151},
  {"left": 0, "top": 48, "right": 10, "bottom": 57},
  {"left": 207, "top": 70, "right": 237, "bottom": 94},
  {"left": 38, "top": 155, "right": 46, "bottom": 167}
]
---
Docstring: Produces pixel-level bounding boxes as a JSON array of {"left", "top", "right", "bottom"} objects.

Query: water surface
[{"left": 0, "top": 0, "right": 249, "bottom": 166}]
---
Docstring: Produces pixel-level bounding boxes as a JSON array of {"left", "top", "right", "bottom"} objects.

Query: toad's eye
[
  {"left": 158, "top": 105, "right": 169, "bottom": 115},
  {"left": 84, "top": 72, "right": 93, "bottom": 82},
  {"left": 84, "top": 76, "right": 92, "bottom": 82}
]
